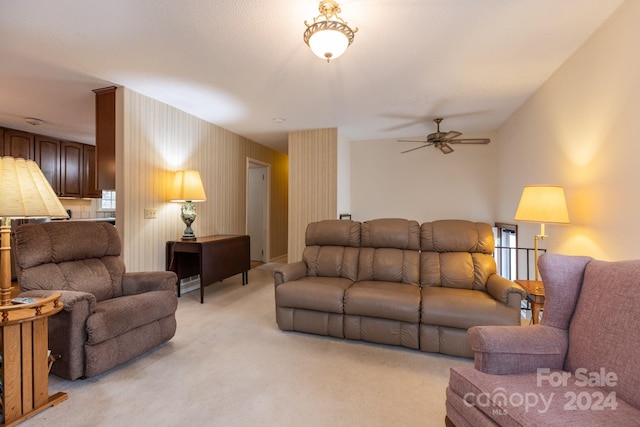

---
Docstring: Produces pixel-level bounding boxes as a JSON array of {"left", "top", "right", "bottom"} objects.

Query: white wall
[
  {"left": 352, "top": 1, "right": 640, "bottom": 263},
  {"left": 496, "top": 0, "right": 640, "bottom": 261},
  {"left": 351, "top": 131, "right": 498, "bottom": 224}
]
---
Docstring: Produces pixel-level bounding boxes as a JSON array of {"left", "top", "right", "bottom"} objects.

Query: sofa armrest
[
  {"left": 486, "top": 274, "right": 525, "bottom": 309},
  {"left": 123, "top": 271, "right": 178, "bottom": 295},
  {"left": 273, "top": 261, "right": 307, "bottom": 287},
  {"left": 469, "top": 325, "right": 568, "bottom": 375}
]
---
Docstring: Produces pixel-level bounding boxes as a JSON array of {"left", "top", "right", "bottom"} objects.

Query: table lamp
[
  {"left": 514, "top": 185, "right": 570, "bottom": 281},
  {"left": 169, "top": 170, "right": 207, "bottom": 240},
  {"left": 0, "top": 156, "right": 69, "bottom": 305}
]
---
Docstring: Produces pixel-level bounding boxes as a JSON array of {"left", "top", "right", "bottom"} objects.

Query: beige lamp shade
[
  {"left": 0, "top": 156, "right": 69, "bottom": 306},
  {"left": 0, "top": 156, "right": 68, "bottom": 218},
  {"left": 514, "top": 185, "right": 570, "bottom": 224},
  {"left": 168, "top": 170, "right": 207, "bottom": 202}
]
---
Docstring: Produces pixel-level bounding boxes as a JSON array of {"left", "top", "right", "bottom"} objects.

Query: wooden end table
[
  {"left": 516, "top": 280, "right": 545, "bottom": 324},
  {"left": 0, "top": 293, "right": 68, "bottom": 425},
  {"left": 166, "top": 235, "right": 250, "bottom": 303}
]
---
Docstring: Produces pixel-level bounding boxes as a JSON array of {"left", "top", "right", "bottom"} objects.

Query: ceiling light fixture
[
  {"left": 25, "top": 117, "right": 44, "bottom": 126},
  {"left": 304, "top": 0, "right": 357, "bottom": 63}
]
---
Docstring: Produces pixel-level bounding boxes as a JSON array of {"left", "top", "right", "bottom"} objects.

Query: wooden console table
[
  {"left": 0, "top": 293, "right": 67, "bottom": 426},
  {"left": 166, "top": 235, "right": 250, "bottom": 303}
]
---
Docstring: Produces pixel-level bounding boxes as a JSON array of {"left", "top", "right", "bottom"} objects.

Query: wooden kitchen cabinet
[
  {"left": 60, "top": 141, "right": 83, "bottom": 198},
  {"left": 93, "top": 86, "right": 117, "bottom": 190},
  {"left": 82, "top": 144, "right": 102, "bottom": 198},
  {"left": 2, "top": 129, "right": 34, "bottom": 160},
  {"left": 1, "top": 127, "right": 102, "bottom": 199},
  {"left": 34, "top": 135, "right": 61, "bottom": 195}
]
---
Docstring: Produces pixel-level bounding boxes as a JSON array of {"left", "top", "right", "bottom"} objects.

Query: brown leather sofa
[
  {"left": 274, "top": 218, "right": 524, "bottom": 357},
  {"left": 14, "top": 221, "right": 178, "bottom": 380}
]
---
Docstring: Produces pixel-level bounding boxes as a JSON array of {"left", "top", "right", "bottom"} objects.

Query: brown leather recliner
[
  {"left": 344, "top": 218, "right": 422, "bottom": 349},
  {"left": 14, "top": 221, "right": 178, "bottom": 380},
  {"left": 274, "top": 219, "right": 361, "bottom": 338},
  {"left": 419, "top": 220, "right": 524, "bottom": 357}
]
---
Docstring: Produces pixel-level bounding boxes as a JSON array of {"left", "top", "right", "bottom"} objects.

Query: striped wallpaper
[
  {"left": 117, "top": 88, "right": 288, "bottom": 272},
  {"left": 287, "top": 128, "right": 338, "bottom": 262}
]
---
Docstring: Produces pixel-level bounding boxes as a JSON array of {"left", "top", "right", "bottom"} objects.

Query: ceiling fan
[{"left": 398, "top": 118, "right": 490, "bottom": 154}]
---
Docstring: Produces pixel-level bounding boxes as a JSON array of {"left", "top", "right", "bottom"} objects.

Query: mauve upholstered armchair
[
  {"left": 445, "top": 253, "right": 640, "bottom": 426},
  {"left": 14, "top": 221, "right": 178, "bottom": 380}
]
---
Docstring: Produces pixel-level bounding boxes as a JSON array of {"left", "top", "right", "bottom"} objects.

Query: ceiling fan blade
[
  {"left": 397, "top": 139, "right": 428, "bottom": 143},
  {"left": 448, "top": 138, "right": 491, "bottom": 145},
  {"left": 442, "top": 131, "right": 462, "bottom": 140},
  {"left": 439, "top": 144, "right": 454, "bottom": 154},
  {"left": 401, "top": 144, "right": 431, "bottom": 154}
]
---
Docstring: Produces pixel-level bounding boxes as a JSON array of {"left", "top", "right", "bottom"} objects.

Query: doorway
[{"left": 246, "top": 159, "right": 270, "bottom": 263}]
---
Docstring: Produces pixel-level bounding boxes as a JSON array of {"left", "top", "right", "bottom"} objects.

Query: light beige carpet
[{"left": 24, "top": 266, "right": 472, "bottom": 427}]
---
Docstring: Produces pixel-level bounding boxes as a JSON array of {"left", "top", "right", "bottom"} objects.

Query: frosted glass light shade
[{"left": 309, "top": 29, "right": 349, "bottom": 61}]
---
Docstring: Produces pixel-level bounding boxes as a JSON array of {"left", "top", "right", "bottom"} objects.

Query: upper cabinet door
[
  {"left": 35, "top": 135, "right": 61, "bottom": 195},
  {"left": 3, "top": 129, "right": 35, "bottom": 159},
  {"left": 82, "top": 144, "right": 102, "bottom": 198},
  {"left": 60, "top": 141, "right": 83, "bottom": 198},
  {"left": 93, "top": 86, "right": 117, "bottom": 190}
]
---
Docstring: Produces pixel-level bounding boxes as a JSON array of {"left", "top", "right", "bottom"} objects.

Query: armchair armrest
[
  {"left": 123, "top": 271, "right": 178, "bottom": 295},
  {"left": 273, "top": 261, "right": 307, "bottom": 287},
  {"left": 20, "top": 289, "right": 96, "bottom": 313},
  {"left": 486, "top": 274, "right": 525, "bottom": 310},
  {"left": 469, "top": 324, "right": 568, "bottom": 375},
  {"left": 20, "top": 289, "right": 96, "bottom": 380}
]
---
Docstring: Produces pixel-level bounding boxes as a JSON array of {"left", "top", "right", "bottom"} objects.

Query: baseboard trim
[{"left": 269, "top": 254, "right": 287, "bottom": 263}]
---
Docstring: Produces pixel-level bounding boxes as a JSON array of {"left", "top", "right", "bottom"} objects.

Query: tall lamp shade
[
  {"left": 0, "top": 157, "right": 69, "bottom": 305},
  {"left": 169, "top": 170, "right": 207, "bottom": 240},
  {"left": 514, "top": 185, "right": 570, "bottom": 280}
]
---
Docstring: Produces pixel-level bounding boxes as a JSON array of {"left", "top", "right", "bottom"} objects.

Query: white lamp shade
[
  {"left": 0, "top": 156, "right": 68, "bottom": 218},
  {"left": 309, "top": 29, "right": 349, "bottom": 60},
  {"left": 514, "top": 185, "right": 570, "bottom": 224},
  {"left": 169, "top": 170, "right": 207, "bottom": 202}
]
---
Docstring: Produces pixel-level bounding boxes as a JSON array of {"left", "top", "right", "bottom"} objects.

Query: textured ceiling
[{"left": 0, "top": 0, "right": 624, "bottom": 153}]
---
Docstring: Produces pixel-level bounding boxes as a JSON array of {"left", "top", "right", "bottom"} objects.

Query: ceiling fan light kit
[
  {"left": 399, "top": 118, "right": 491, "bottom": 155},
  {"left": 304, "top": 0, "right": 357, "bottom": 63}
]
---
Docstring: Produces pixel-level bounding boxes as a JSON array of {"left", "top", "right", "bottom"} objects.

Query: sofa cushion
[
  {"left": 344, "top": 281, "right": 421, "bottom": 323},
  {"left": 357, "top": 248, "right": 420, "bottom": 285},
  {"left": 420, "top": 220, "right": 496, "bottom": 291},
  {"left": 276, "top": 277, "right": 354, "bottom": 314},
  {"left": 303, "top": 246, "right": 360, "bottom": 282},
  {"left": 565, "top": 259, "right": 640, "bottom": 409},
  {"left": 85, "top": 290, "right": 178, "bottom": 345},
  {"left": 360, "top": 218, "right": 420, "bottom": 250},
  {"left": 449, "top": 366, "right": 638, "bottom": 426},
  {"left": 422, "top": 287, "right": 519, "bottom": 329},
  {"left": 306, "top": 219, "right": 360, "bottom": 247},
  {"left": 421, "top": 220, "right": 494, "bottom": 253}
]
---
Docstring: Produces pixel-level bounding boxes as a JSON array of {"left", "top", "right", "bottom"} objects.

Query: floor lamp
[
  {"left": 0, "top": 157, "right": 69, "bottom": 305},
  {"left": 514, "top": 185, "right": 570, "bottom": 281}
]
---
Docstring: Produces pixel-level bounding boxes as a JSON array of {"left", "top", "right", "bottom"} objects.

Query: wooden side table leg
[{"left": 531, "top": 302, "right": 542, "bottom": 324}]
